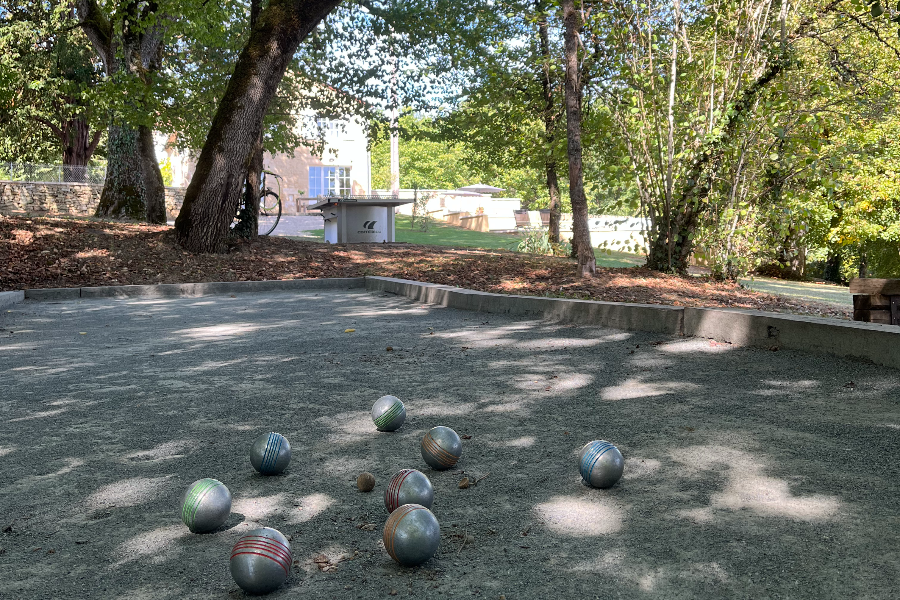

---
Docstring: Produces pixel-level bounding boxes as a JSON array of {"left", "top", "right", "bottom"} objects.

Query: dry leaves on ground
[{"left": 0, "top": 215, "right": 849, "bottom": 320}]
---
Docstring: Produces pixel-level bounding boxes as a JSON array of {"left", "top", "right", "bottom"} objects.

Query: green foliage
[
  {"left": 159, "top": 158, "right": 174, "bottom": 187},
  {"left": 0, "top": 0, "right": 105, "bottom": 163},
  {"left": 516, "top": 226, "right": 571, "bottom": 257},
  {"left": 371, "top": 114, "right": 474, "bottom": 189}
]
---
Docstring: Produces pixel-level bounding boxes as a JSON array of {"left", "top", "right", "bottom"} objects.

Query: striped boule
[
  {"left": 250, "top": 432, "right": 292, "bottom": 475},
  {"left": 578, "top": 440, "right": 624, "bottom": 489},
  {"left": 230, "top": 527, "right": 292, "bottom": 594},
  {"left": 382, "top": 504, "right": 440, "bottom": 566},
  {"left": 384, "top": 469, "right": 434, "bottom": 513},
  {"left": 180, "top": 478, "right": 232, "bottom": 533},
  {"left": 420, "top": 426, "right": 462, "bottom": 470},
  {"left": 372, "top": 395, "right": 406, "bottom": 432}
]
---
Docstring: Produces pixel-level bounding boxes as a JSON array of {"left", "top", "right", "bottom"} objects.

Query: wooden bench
[{"left": 850, "top": 278, "right": 900, "bottom": 325}]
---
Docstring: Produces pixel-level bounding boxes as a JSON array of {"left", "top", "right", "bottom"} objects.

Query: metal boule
[
  {"left": 382, "top": 504, "right": 440, "bottom": 566},
  {"left": 180, "top": 478, "right": 232, "bottom": 533},
  {"left": 230, "top": 527, "right": 292, "bottom": 595},
  {"left": 420, "top": 426, "right": 462, "bottom": 470},
  {"left": 372, "top": 395, "right": 406, "bottom": 432},
  {"left": 384, "top": 469, "right": 434, "bottom": 513},
  {"left": 578, "top": 440, "right": 624, "bottom": 489},
  {"left": 250, "top": 432, "right": 291, "bottom": 475}
]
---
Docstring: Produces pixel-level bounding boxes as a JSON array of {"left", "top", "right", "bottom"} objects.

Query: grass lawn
[
  {"left": 739, "top": 276, "right": 852, "bottom": 307},
  {"left": 299, "top": 214, "right": 647, "bottom": 268}
]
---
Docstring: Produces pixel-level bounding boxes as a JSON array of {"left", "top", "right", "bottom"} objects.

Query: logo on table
[{"left": 358, "top": 220, "right": 380, "bottom": 234}]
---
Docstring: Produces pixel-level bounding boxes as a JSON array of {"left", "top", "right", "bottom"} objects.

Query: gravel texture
[{"left": 0, "top": 290, "right": 897, "bottom": 599}]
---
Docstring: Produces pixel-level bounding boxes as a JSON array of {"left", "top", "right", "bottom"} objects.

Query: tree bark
[
  {"left": 561, "top": 0, "right": 595, "bottom": 277},
  {"left": 139, "top": 125, "right": 167, "bottom": 223},
  {"left": 175, "top": 0, "right": 342, "bottom": 253},
  {"left": 537, "top": 3, "right": 561, "bottom": 244},
  {"left": 231, "top": 0, "right": 265, "bottom": 240}
]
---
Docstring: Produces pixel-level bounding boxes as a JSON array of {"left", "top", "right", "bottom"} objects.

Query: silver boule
[
  {"left": 180, "top": 478, "right": 232, "bottom": 533},
  {"left": 382, "top": 504, "right": 440, "bottom": 566},
  {"left": 384, "top": 469, "right": 434, "bottom": 513},
  {"left": 230, "top": 527, "right": 292, "bottom": 595},
  {"left": 420, "top": 425, "right": 462, "bottom": 470},
  {"left": 250, "top": 432, "right": 292, "bottom": 475},
  {"left": 372, "top": 395, "right": 406, "bottom": 432},
  {"left": 578, "top": 440, "right": 624, "bottom": 489}
]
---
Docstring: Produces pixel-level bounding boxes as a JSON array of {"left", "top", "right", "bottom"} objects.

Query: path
[{"left": 2, "top": 290, "right": 894, "bottom": 598}]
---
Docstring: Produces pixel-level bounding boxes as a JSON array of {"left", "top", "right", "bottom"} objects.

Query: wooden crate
[{"left": 850, "top": 278, "right": 900, "bottom": 325}]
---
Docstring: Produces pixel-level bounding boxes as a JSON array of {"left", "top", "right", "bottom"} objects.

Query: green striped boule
[
  {"left": 180, "top": 478, "right": 232, "bottom": 533},
  {"left": 372, "top": 395, "right": 407, "bottom": 432}
]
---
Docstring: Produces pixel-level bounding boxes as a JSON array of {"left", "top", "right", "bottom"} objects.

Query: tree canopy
[{"left": 2, "top": 0, "right": 899, "bottom": 279}]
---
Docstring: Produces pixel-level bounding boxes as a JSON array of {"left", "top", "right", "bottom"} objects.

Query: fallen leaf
[{"left": 344, "top": 329, "right": 356, "bottom": 333}]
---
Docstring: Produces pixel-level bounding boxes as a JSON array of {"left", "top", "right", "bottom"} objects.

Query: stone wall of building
[{"left": 0, "top": 181, "right": 186, "bottom": 220}]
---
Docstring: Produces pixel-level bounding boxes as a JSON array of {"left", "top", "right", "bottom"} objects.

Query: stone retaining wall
[{"left": 1, "top": 180, "right": 186, "bottom": 220}]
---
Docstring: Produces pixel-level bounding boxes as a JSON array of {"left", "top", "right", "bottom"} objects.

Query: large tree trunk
[
  {"left": 63, "top": 118, "right": 101, "bottom": 162},
  {"left": 231, "top": 0, "right": 265, "bottom": 240},
  {"left": 537, "top": 2, "right": 562, "bottom": 244},
  {"left": 93, "top": 124, "right": 165, "bottom": 223},
  {"left": 561, "top": 0, "right": 595, "bottom": 277},
  {"left": 36, "top": 115, "right": 102, "bottom": 181},
  {"left": 139, "top": 125, "right": 167, "bottom": 223},
  {"left": 95, "top": 125, "right": 142, "bottom": 219},
  {"left": 175, "top": 0, "right": 342, "bottom": 253}
]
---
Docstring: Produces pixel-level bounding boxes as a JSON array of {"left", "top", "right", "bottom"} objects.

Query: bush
[{"left": 516, "top": 227, "right": 571, "bottom": 257}]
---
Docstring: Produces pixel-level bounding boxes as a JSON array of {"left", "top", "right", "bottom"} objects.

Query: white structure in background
[
  {"left": 311, "top": 196, "right": 413, "bottom": 243},
  {"left": 375, "top": 184, "right": 522, "bottom": 232},
  {"left": 558, "top": 215, "right": 649, "bottom": 253}
]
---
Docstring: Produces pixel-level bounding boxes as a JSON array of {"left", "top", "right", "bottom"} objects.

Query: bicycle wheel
[{"left": 258, "top": 191, "right": 281, "bottom": 236}]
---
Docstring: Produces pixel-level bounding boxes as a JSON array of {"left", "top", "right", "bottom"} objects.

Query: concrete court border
[{"left": 4, "top": 275, "right": 898, "bottom": 370}]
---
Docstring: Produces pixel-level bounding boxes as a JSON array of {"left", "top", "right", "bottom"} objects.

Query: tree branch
[
  {"left": 87, "top": 129, "right": 103, "bottom": 156},
  {"left": 32, "top": 116, "right": 66, "bottom": 142},
  {"left": 75, "top": 0, "right": 114, "bottom": 72}
]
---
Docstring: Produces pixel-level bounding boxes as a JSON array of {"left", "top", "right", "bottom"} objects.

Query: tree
[
  {"left": 561, "top": 0, "right": 595, "bottom": 276},
  {"left": 0, "top": 1, "right": 104, "bottom": 172},
  {"left": 537, "top": 1, "right": 564, "bottom": 242},
  {"left": 174, "top": 0, "right": 342, "bottom": 253},
  {"left": 584, "top": 0, "right": 868, "bottom": 274},
  {"left": 76, "top": 0, "right": 168, "bottom": 222}
]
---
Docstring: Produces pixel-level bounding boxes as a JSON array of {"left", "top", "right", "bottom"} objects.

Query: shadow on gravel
[{"left": 0, "top": 290, "right": 898, "bottom": 599}]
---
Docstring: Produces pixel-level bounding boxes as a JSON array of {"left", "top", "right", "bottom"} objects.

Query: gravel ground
[{"left": 0, "top": 290, "right": 898, "bottom": 599}]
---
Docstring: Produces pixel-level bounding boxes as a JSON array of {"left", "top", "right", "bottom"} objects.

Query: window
[
  {"left": 309, "top": 166, "right": 351, "bottom": 198},
  {"left": 315, "top": 117, "right": 347, "bottom": 138}
]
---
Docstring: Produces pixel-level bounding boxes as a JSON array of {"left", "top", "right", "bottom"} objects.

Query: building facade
[{"left": 155, "top": 114, "right": 371, "bottom": 216}]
